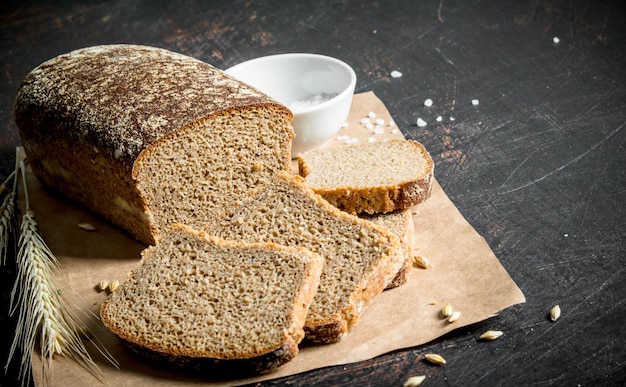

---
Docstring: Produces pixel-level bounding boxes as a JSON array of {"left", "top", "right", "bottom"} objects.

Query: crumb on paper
[
  {"left": 417, "top": 118, "right": 427, "bottom": 127},
  {"left": 78, "top": 222, "right": 97, "bottom": 231},
  {"left": 424, "top": 98, "right": 433, "bottom": 107},
  {"left": 391, "top": 70, "right": 403, "bottom": 78}
]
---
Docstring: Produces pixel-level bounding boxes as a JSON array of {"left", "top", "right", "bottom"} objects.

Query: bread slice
[
  {"left": 16, "top": 45, "right": 294, "bottom": 245},
  {"left": 297, "top": 140, "right": 434, "bottom": 214},
  {"left": 204, "top": 171, "right": 404, "bottom": 343},
  {"left": 100, "top": 224, "right": 323, "bottom": 376},
  {"left": 360, "top": 209, "right": 415, "bottom": 289}
]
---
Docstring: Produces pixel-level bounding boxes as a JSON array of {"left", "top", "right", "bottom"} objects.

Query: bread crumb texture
[
  {"left": 205, "top": 172, "right": 403, "bottom": 343},
  {"left": 100, "top": 224, "right": 322, "bottom": 362}
]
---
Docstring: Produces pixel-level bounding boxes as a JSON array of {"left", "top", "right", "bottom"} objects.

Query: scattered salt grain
[
  {"left": 424, "top": 98, "right": 433, "bottom": 107},
  {"left": 342, "top": 122, "right": 349, "bottom": 128},
  {"left": 374, "top": 127, "right": 385, "bottom": 134},
  {"left": 449, "top": 116, "right": 456, "bottom": 121},
  {"left": 553, "top": 36, "right": 560, "bottom": 44},
  {"left": 375, "top": 118, "right": 385, "bottom": 125},
  {"left": 391, "top": 128, "right": 399, "bottom": 134},
  {"left": 388, "top": 120, "right": 396, "bottom": 127},
  {"left": 368, "top": 111, "right": 377, "bottom": 118},
  {"left": 337, "top": 135, "right": 350, "bottom": 141},
  {"left": 417, "top": 118, "right": 427, "bottom": 127},
  {"left": 368, "top": 137, "right": 376, "bottom": 143},
  {"left": 472, "top": 99, "right": 480, "bottom": 106},
  {"left": 391, "top": 70, "right": 403, "bottom": 78},
  {"left": 436, "top": 116, "right": 443, "bottom": 122}
]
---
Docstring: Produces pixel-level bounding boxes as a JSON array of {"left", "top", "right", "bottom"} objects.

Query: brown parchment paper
[{"left": 29, "top": 92, "right": 525, "bottom": 386}]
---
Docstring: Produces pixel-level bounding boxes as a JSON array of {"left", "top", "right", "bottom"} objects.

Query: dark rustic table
[{"left": 1, "top": 1, "right": 625, "bottom": 386}]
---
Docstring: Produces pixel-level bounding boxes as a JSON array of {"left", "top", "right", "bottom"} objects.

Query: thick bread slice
[
  {"left": 298, "top": 140, "right": 434, "bottom": 214},
  {"left": 204, "top": 171, "right": 404, "bottom": 343},
  {"left": 360, "top": 209, "right": 415, "bottom": 289},
  {"left": 100, "top": 224, "right": 323, "bottom": 376},
  {"left": 15, "top": 44, "right": 294, "bottom": 245}
]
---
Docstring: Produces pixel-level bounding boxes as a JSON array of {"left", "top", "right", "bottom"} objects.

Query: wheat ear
[{"left": 5, "top": 159, "right": 111, "bottom": 387}]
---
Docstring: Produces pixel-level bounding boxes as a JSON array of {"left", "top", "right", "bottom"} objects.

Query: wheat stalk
[{"left": 5, "top": 158, "right": 117, "bottom": 386}]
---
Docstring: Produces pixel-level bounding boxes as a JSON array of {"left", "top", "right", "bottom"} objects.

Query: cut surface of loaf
[
  {"left": 360, "top": 209, "right": 415, "bottom": 289},
  {"left": 298, "top": 140, "right": 434, "bottom": 214},
  {"left": 204, "top": 171, "right": 404, "bottom": 343},
  {"left": 15, "top": 44, "right": 294, "bottom": 245},
  {"left": 100, "top": 224, "right": 323, "bottom": 375}
]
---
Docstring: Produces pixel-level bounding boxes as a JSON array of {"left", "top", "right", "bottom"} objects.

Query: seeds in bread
[
  {"left": 297, "top": 140, "right": 434, "bottom": 214},
  {"left": 15, "top": 45, "right": 294, "bottom": 245},
  {"left": 204, "top": 171, "right": 404, "bottom": 343},
  {"left": 360, "top": 209, "right": 415, "bottom": 289},
  {"left": 100, "top": 224, "right": 323, "bottom": 375}
]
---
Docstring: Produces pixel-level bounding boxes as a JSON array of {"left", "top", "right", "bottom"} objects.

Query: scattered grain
[
  {"left": 479, "top": 330, "right": 503, "bottom": 341},
  {"left": 412, "top": 255, "right": 431, "bottom": 269},
  {"left": 448, "top": 311, "right": 461, "bottom": 323},
  {"left": 550, "top": 305, "right": 561, "bottom": 322},
  {"left": 97, "top": 280, "right": 108, "bottom": 292},
  {"left": 424, "top": 353, "right": 446, "bottom": 365},
  {"left": 441, "top": 303, "right": 453, "bottom": 318},
  {"left": 108, "top": 280, "right": 120, "bottom": 292},
  {"left": 417, "top": 118, "right": 427, "bottom": 127},
  {"left": 404, "top": 375, "right": 426, "bottom": 386}
]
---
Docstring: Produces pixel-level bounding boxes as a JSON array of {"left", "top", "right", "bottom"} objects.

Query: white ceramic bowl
[{"left": 225, "top": 53, "right": 356, "bottom": 157}]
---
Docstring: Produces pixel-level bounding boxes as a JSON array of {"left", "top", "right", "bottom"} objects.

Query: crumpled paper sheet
[{"left": 29, "top": 92, "right": 525, "bottom": 386}]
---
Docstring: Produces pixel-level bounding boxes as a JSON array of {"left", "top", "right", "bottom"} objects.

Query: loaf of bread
[
  {"left": 297, "top": 140, "right": 433, "bottom": 214},
  {"left": 100, "top": 224, "right": 323, "bottom": 375},
  {"left": 204, "top": 171, "right": 404, "bottom": 343},
  {"left": 361, "top": 209, "right": 414, "bottom": 289},
  {"left": 15, "top": 44, "right": 294, "bottom": 245}
]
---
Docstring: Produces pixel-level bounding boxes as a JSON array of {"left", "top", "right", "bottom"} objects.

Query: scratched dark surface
[{"left": 1, "top": 1, "right": 625, "bottom": 386}]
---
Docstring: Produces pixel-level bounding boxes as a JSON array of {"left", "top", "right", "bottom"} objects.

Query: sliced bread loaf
[
  {"left": 100, "top": 224, "right": 323, "bottom": 375},
  {"left": 204, "top": 171, "right": 404, "bottom": 343},
  {"left": 15, "top": 45, "right": 294, "bottom": 245},
  {"left": 297, "top": 140, "right": 434, "bottom": 214},
  {"left": 360, "top": 209, "right": 415, "bottom": 289}
]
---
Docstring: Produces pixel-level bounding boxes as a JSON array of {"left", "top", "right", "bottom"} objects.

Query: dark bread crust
[
  {"left": 119, "top": 336, "right": 298, "bottom": 377},
  {"left": 16, "top": 44, "right": 286, "bottom": 169}
]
